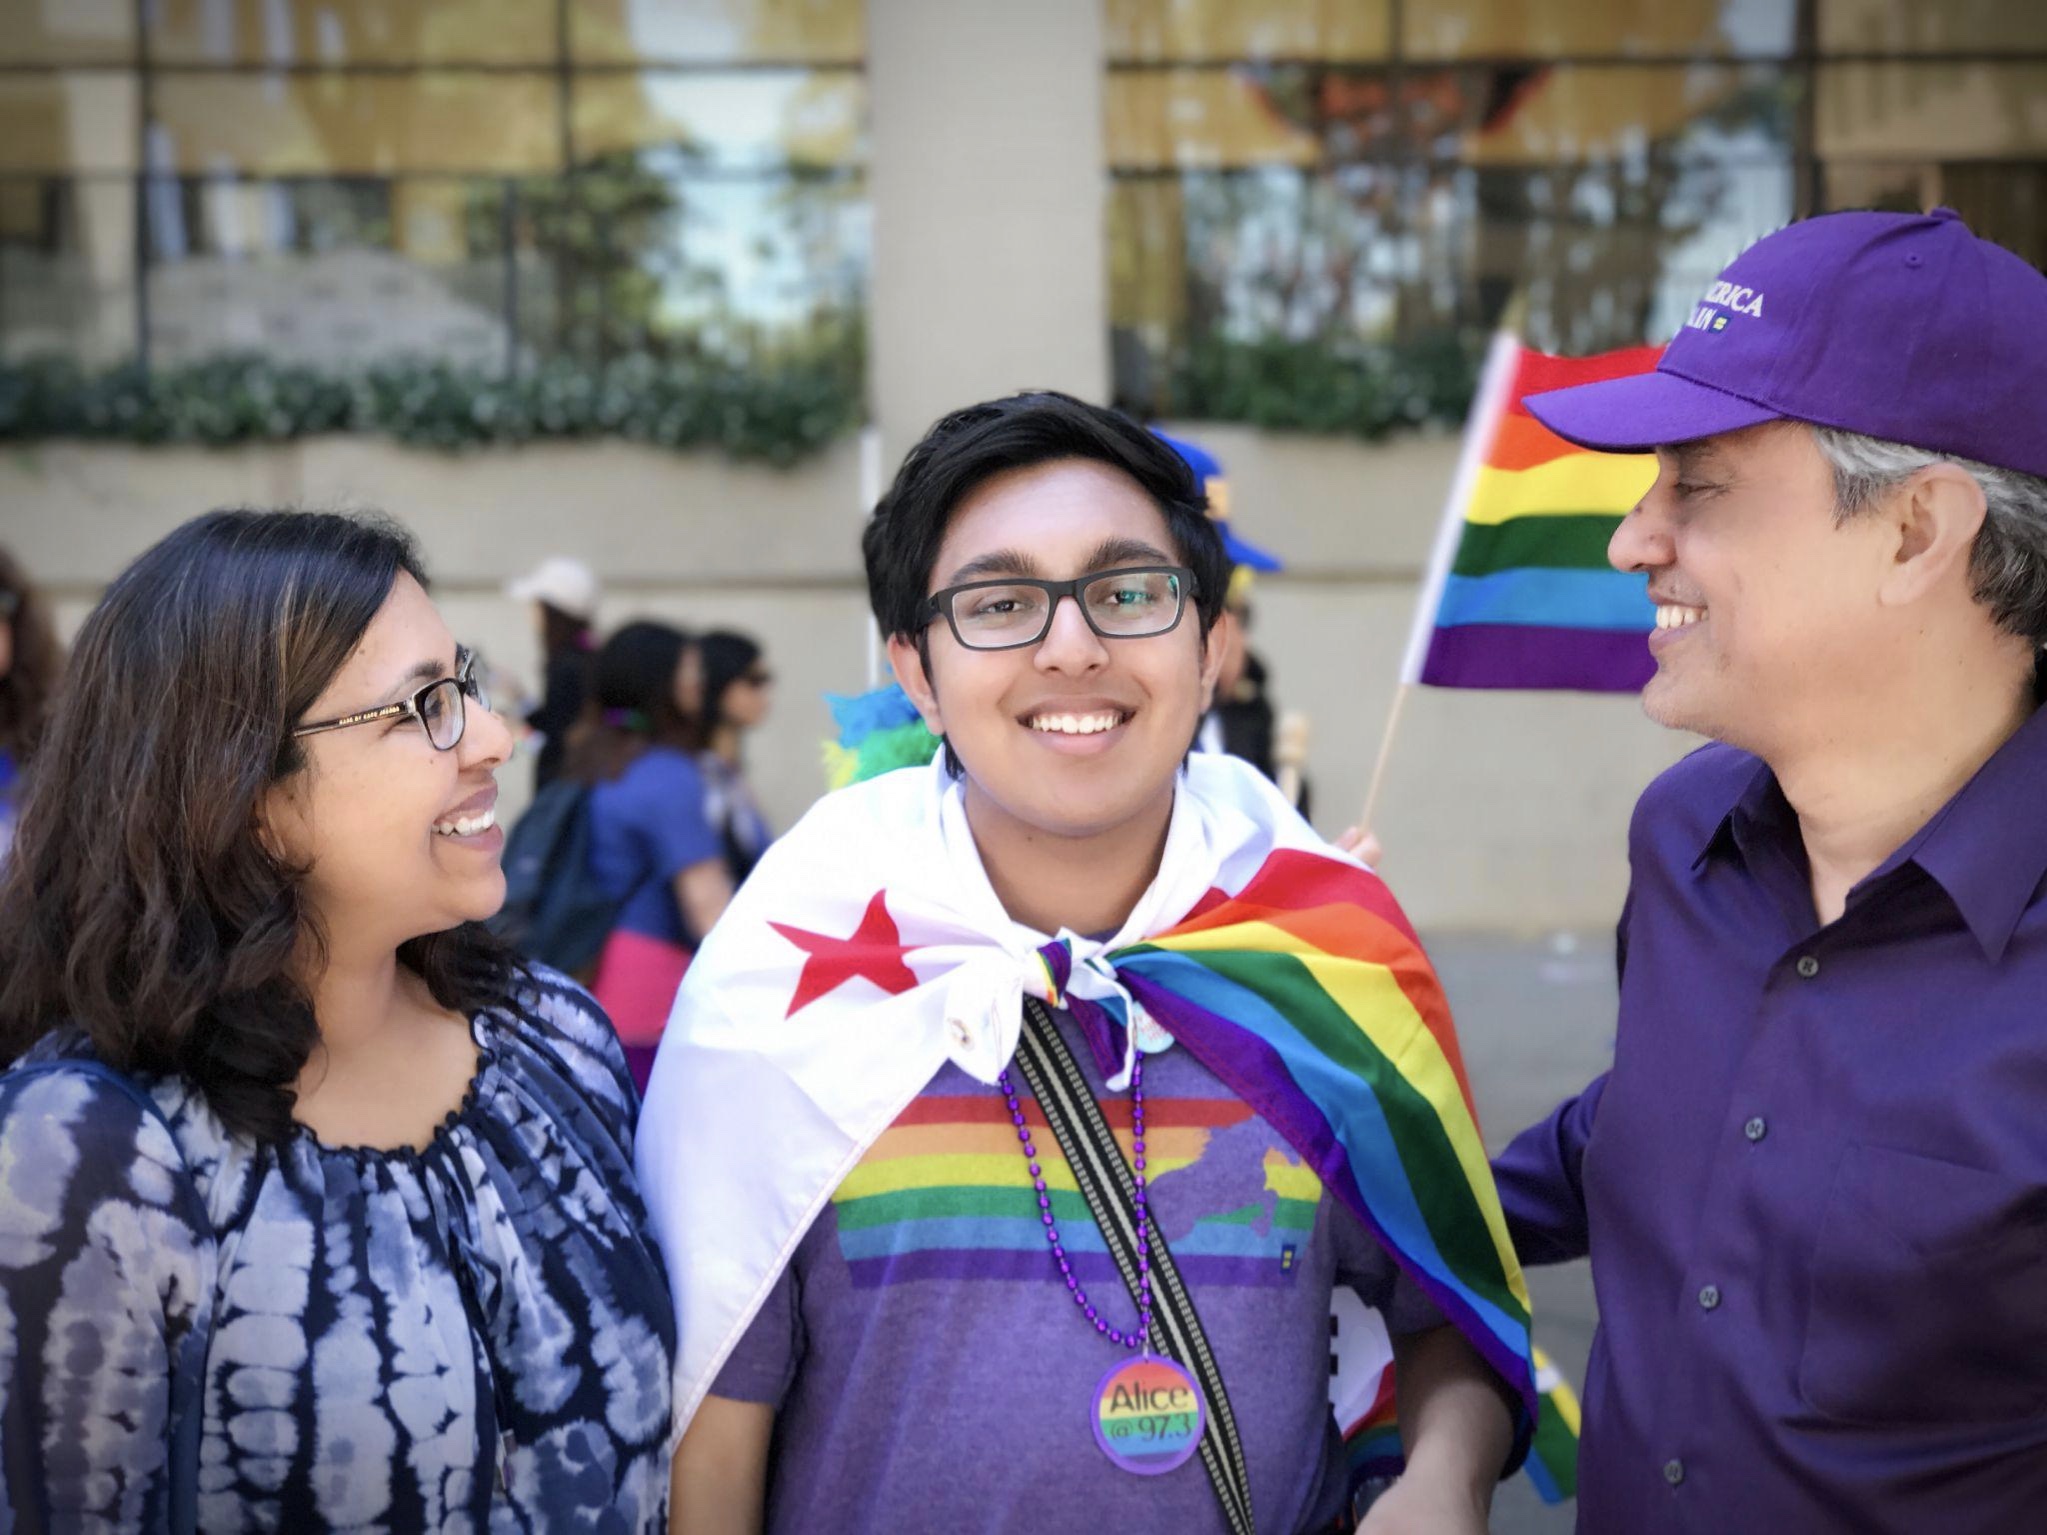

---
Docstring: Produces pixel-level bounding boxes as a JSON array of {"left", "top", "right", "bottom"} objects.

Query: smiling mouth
[
  {"left": 1654, "top": 603, "right": 1706, "bottom": 631},
  {"left": 1025, "top": 709, "right": 1132, "bottom": 736},
  {"left": 432, "top": 807, "right": 498, "bottom": 838}
]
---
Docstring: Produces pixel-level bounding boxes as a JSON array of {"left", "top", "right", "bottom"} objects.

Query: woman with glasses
[
  {"left": 0, "top": 546, "right": 61, "bottom": 868},
  {"left": 0, "top": 511, "right": 674, "bottom": 1531},
  {"left": 694, "top": 629, "right": 776, "bottom": 886}
]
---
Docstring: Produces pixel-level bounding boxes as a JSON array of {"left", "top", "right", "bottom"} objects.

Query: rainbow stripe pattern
[
  {"left": 1412, "top": 340, "right": 1663, "bottom": 692},
  {"left": 831, "top": 1090, "right": 1321, "bottom": 1289},
  {"left": 1085, "top": 849, "right": 1540, "bottom": 1426}
]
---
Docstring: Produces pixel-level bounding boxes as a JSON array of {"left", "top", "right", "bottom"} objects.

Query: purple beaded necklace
[{"left": 997, "top": 1054, "right": 1153, "bottom": 1351}]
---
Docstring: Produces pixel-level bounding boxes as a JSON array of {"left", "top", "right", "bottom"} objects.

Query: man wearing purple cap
[{"left": 1492, "top": 208, "right": 2047, "bottom": 1533}]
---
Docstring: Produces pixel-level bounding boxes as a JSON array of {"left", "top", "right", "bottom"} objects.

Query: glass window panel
[
  {"left": 1105, "top": 69, "right": 1326, "bottom": 172},
  {"left": 0, "top": 0, "right": 135, "bottom": 64},
  {"left": 573, "top": 71, "right": 865, "bottom": 171},
  {"left": 1443, "top": 66, "right": 1798, "bottom": 166},
  {"left": 0, "top": 177, "right": 137, "bottom": 365},
  {"left": 151, "top": 74, "right": 562, "bottom": 175},
  {"left": 1819, "top": 65, "right": 2047, "bottom": 160},
  {"left": 1403, "top": 0, "right": 1795, "bottom": 60},
  {"left": 147, "top": 0, "right": 557, "bottom": 65},
  {"left": 529, "top": 162, "right": 868, "bottom": 362},
  {"left": 144, "top": 176, "right": 512, "bottom": 367},
  {"left": 1819, "top": 1, "right": 2047, "bottom": 54},
  {"left": 1825, "top": 161, "right": 2047, "bottom": 272},
  {"left": 1107, "top": 0, "right": 1388, "bottom": 63},
  {"left": 0, "top": 75, "right": 140, "bottom": 173},
  {"left": 570, "top": 0, "right": 864, "bottom": 64},
  {"left": 1423, "top": 159, "right": 1797, "bottom": 352}
]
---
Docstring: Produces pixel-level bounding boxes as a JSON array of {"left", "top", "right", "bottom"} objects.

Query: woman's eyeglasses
[
  {"left": 920, "top": 565, "right": 1194, "bottom": 652},
  {"left": 291, "top": 649, "right": 490, "bottom": 753}
]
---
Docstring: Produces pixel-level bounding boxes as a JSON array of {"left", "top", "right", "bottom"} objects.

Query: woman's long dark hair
[
  {"left": 0, "top": 546, "right": 62, "bottom": 766},
  {"left": 696, "top": 629, "right": 764, "bottom": 741},
  {"left": 0, "top": 510, "right": 518, "bottom": 1144},
  {"left": 566, "top": 620, "right": 697, "bottom": 784}
]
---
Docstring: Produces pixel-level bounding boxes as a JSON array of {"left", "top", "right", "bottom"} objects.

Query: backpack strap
[{"left": 11, "top": 1058, "right": 218, "bottom": 1535}]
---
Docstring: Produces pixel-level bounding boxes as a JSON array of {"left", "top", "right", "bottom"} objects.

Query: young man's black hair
[{"left": 861, "top": 391, "right": 1233, "bottom": 643}]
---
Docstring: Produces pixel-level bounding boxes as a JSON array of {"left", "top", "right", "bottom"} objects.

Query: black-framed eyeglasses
[
  {"left": 921, "top": 565, "right": 1195, "bottom": 652},
  {"left": 291, "top": 648, "right": 489, "bottom": 752}
]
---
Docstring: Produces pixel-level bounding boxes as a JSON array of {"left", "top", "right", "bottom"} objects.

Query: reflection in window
[
  {"left": 1818, "top": 0, "right": 2047, "bottom": 53},
  {"left": 151, "top": 74, "right": 562, "bottom": 176},
  {"left": 0, "top": 75, "right": 141, "bottom": 174},
  {"left": 1401, "top": 0, "right": 1795, "bottom": 61},
  {"left": 1110, "top": 58, "right": 1798, "bottom": 416},
  {"left": 574, "top": 71, "right": 867, "bottom": 171},
  {"left": 143, "top": 177, "right": 514, "bottom": 368},
  {"left": 569, "top": 0, "right": 863, "bottom": 64},
  {"left": 0, "top": 177, "right": 136, "bottom": 365},
  {"left": 145, "top": 0, "right": 557, "bottom": 64},
  {"left": 1107, "top": 0, "right": 1388, "bottom": 63},
  {"left": 0, "top": 0, "right": 135, "bottom": 64}
]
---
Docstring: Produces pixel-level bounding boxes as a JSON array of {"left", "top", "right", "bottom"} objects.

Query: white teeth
[
  {"left": 433, "top": 807, "right": 497, "bottom": 838},
  {"left": 1655, "top": 604, "right": 1706, "bottom": 631},
  {"left": 1029, "top": 712, "right": 1125, "bottom": 736}
]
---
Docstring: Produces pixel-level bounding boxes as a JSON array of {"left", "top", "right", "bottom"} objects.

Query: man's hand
[{"left": 1357, "top": 1474, "right": 1489, "bottom": 1535}]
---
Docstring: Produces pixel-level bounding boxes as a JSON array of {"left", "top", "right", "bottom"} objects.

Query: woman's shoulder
[
  {"left": 0, "top": 1047, "right": 219, "bottom": 1243},
  {"left": 492, "top": 963, "right": 641, "bottom": 1131}
]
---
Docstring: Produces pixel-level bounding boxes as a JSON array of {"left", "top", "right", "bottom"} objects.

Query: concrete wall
[
  {"left": 0, "top": 427, "right": 1690, "bottom": 932},
  {"left": 867, "top": 0, "right": 1109, "bottom": 465}
]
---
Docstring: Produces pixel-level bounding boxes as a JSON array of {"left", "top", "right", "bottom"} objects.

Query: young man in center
[{"left": 640, "top": 393, "right": 1530, "bottom": 1533}]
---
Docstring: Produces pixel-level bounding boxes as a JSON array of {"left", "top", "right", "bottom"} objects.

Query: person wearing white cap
[{"left": 507, "top": 556, "right": 601, "bottom": 792}]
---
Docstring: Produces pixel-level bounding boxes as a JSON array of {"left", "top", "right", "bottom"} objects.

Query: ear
[
  {"left": 1197, "top": 608, "right": 1235, "bottom": 712},
  {"left": 886, "top": 632, "right": 944, "bottom": 736},
  {"left": 1878, "top": 465, "right": 1987, "bottom": 609}
]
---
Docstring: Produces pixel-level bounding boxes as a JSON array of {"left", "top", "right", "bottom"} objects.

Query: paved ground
[{"left": 1421, "top": 929, "right": 1622, "bottom": 1535}]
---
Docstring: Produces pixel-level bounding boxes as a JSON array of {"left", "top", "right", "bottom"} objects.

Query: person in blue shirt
[
  {"left": 694, "top": 628, "right": 776, "bottom": 886},
  {"left": 576, "top": 621, "right": 734, "bottom": 1086},
  {"left": 0, "top": 510, "right": 674, "bottom": 1530},
  {"left": 0, "top": 546, "right": 60, "bottom": 868}
]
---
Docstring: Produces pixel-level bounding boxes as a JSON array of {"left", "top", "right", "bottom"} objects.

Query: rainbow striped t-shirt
[{"left": 713, "top": 1005, "right": 1444, "bottom": 1532}]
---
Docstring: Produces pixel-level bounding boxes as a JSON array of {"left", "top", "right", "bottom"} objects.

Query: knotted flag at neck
[{"left": 635, "top": 753, "right": 1537, "bottom": 1453}]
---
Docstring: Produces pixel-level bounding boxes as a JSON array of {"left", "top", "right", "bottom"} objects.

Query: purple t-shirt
[
  {"left": 714, "top": 1006, "right": 1443, "bottom": 1533},
  {"left": 587, "top": 746, "right": 722, "bottom": 945}
]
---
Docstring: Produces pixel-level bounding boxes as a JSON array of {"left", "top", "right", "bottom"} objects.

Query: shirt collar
[{"left": 1695, "top": 704, "right": 2047, "bottom": 961}]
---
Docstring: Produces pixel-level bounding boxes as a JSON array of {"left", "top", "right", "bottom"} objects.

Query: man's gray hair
[{"left": 1813, "top": 425, "right": 2047, "bottom": 646}]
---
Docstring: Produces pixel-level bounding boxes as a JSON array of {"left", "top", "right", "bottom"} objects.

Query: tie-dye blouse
[{"left": 0, "top": 968, "right": 674, "bottom": 1532}]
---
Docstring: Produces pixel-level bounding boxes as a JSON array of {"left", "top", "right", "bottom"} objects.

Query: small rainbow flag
[{"left": 1402, "top": 336, "right": 1663, "bottom": 692}]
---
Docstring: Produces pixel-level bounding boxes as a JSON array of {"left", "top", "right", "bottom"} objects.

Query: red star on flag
[{"left": 770, "top": 891, "right": 922, "bottom": 1018}]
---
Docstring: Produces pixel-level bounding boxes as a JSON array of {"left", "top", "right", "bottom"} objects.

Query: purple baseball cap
[{"left": 1525, "top": 208, "right": 2047, "bottom": 480}]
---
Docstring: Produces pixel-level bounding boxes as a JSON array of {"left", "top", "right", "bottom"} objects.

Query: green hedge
[
  {"left": 0, "top": 351, "right": 865, "bottom": 466},
  {"left": 1168, "top": 331, "right": 1481, "bottom": 439}
]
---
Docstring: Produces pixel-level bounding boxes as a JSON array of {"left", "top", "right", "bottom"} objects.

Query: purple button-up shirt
[{"left": 1496, "top": 705, "right": 2047, "bottom": 1535}]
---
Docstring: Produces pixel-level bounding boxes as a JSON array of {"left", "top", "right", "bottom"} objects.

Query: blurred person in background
[
  {"left": 0, "top": 511, "right": 673, "bottom": 1529},
  {"left": 576, "top": 620, "right": 734, "bottom": 1088},
  {"left": 0, "top": 547, "right": 62, "bottom": 866},
  {"left": 694, "top": 628, "right": 776, "bottom": 886},
  {"left": 507, "top": 555, "right": 600, "bottom": 794}
]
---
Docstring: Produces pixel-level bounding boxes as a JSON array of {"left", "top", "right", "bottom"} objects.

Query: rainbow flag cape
[
  {"left": 1095, "top": 850, "right": 1535, "bottom": 1408},
  {"left": 1402, "top": 336, "right": 1662, "bottom": 692},
  {"left": 637, "top": 752, "right": 1538, "bottom": 1457}
]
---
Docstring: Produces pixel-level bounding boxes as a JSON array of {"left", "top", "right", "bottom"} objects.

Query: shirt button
[
  {"left": 1744, "top": 1116, "right": 1768, "bottom": 1142},
  {"left": 1663, "top": 1458, "right": 1686, "bottom": 1487},
  {"left": 1698, "top": 1284, "right": 1721, "bottom": 1311},
  {"left": 1795, "top": 954, "right": 1820, "bottom": 979}
]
